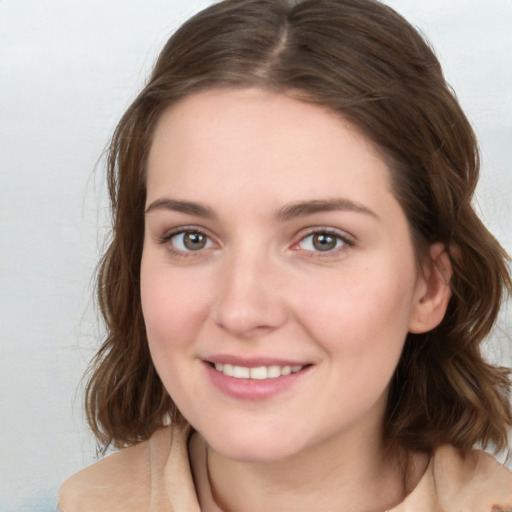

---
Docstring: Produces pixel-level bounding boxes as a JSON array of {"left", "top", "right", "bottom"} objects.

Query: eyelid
[
  {"left": 156, "top": 225, "right": 354, "bottom": 257},
  {"left": 158, "top": 225, "right": 218, "bottom": 255},
  {"left": 291, "top": 227, "right": 355, "bottom": 255}
]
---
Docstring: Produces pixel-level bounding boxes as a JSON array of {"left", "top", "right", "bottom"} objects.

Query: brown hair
[{"left": 85, "top": 0, "right": 512, "bottom": 453}]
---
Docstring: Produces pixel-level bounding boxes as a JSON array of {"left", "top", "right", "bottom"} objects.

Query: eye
[
  {"left": 168, "top": 230, "right": 214, "bottom": 252},
  {"left": 296, "top": 231, "right": 349, "bottom": 253}
]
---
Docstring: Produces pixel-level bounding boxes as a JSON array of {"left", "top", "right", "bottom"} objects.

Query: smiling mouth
[{"left": 208, "top": 362, "right": 307, "bottom": 380}]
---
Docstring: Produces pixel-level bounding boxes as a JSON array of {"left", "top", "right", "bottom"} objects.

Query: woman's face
[{"left": 141, "top": 88, "right": 430, "bottom": 462}]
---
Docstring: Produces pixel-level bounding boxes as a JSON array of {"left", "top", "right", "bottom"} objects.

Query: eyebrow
[
  {"left": 144, "top": 197, "right": 379, "bottom": 221},
  {"left": 145, "top": 198, "right": 216, "bottom": 218},
  {"left": 275, "top": 198, "right": 379, "bottom": 222}
]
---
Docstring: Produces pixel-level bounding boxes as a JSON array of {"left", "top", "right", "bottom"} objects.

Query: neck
[{"left": 191, "top": 422, "right": 428, "bottom": 512}]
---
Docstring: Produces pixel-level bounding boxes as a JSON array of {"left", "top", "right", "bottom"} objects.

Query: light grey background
[{"left": 1, "top": 1, "right": 511, "bottom": 511}]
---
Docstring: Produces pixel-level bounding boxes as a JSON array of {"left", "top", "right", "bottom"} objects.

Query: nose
[{"left": 212, "top": 249, "right": 288, "bottom": 339}]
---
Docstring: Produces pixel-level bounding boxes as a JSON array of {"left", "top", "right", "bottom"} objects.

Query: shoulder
[
  {"left": 58, "top": 427, "right": 174, "bottom": 512},
  {"left": 432, "top": 445, "right": 512, "bottom": 511},
  {"left": 394, "top": 445, "right": 512, "bottom": 512}
]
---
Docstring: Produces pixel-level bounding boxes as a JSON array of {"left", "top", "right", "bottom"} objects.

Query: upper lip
[{"left": 205, "top": 355, "right": 311, "bottom": 367}]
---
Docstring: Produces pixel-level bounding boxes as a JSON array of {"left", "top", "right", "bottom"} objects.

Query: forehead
[{"left": 146, "top": 87, "right": 394, "bottom": 213}]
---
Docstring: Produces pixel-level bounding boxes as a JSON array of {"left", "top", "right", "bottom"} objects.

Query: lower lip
[{"left": 205, "top": 363, "right": 311, "bottom": 401}]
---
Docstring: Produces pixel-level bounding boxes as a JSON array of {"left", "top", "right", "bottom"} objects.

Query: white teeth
[
  {"left": 212, "top": 363, "right": 305, "bottom": 379},
  {"left": 233, "top": 366, "right": 250, "bottom": 378},
  {"left": 281, "top": 365, "right": 291, "bottom": 376},
  {"left": 250, "top": 366, "right": 268, "bottom": 379},
  {"left": 267, "top": 365, "right": 281, "bottom": 378}
]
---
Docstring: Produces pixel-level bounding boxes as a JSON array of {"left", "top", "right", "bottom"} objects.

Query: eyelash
[
  {"left": 158, "top": 226, "right": 215, "bottom": 257},
  {"left": 293, "top": 228, "right": 354, "bottom": 257},
  {"left": 158, "top": 227, "right": 354, "bottom": 258}
]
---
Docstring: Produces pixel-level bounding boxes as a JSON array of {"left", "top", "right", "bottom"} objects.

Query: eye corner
[
  {"left": 157, "top": 226, "right": 218, "bottom": 257},
  {"left": 292, "top": 227, "right": 355, "bottom": 257}
]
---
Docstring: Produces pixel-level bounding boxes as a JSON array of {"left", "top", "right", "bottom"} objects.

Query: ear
[{"left": 408, "top": 243, "right": 453, "bottom": 334}]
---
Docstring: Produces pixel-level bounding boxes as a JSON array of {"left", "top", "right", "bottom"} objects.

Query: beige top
[{"left": 59, "top": 423, "right": 512, "bottom": 512}]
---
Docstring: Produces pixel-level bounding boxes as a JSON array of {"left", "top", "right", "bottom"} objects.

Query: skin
[{"left": 141, "top": 88, "right": 451, "bottom": 511}]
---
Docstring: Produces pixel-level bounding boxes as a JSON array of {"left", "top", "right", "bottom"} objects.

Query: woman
[{"left": 59, "top": 0, "right": 512, "bottom": 510}]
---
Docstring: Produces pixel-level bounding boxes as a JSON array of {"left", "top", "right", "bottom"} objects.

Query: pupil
[
  {"left": 313, "top": 233, "right": 336, "bottom": 251},
  {"left": 184, "top": 232, "right": 206, "bottom": 250}
]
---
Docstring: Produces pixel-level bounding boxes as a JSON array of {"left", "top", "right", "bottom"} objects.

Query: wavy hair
[{"left": 85, "top": 0, "right": 512, "bottom": 453}]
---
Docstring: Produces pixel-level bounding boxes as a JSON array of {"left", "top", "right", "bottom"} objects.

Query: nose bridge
[{"left": 213, "top": 242, "right": 286, "bottom": 337}]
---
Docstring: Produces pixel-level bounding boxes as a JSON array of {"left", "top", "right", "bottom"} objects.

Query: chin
[{"left": 206, "top": 424, "right": 312, "bottom": 463}]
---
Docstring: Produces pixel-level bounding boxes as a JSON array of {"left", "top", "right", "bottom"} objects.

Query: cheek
[
  {"left": 292, "top": 262, "right": 416, "bottom": 361},
  {"left": 140, "top": 257, "right": 211, "bottom": 352},
  {"left": 140, "top": 258, "right": 215, "bottom": 406}
]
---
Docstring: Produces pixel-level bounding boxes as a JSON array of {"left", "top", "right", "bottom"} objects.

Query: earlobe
[{"left": 409, "top": 243, "right": 453, "bottom": 334}]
